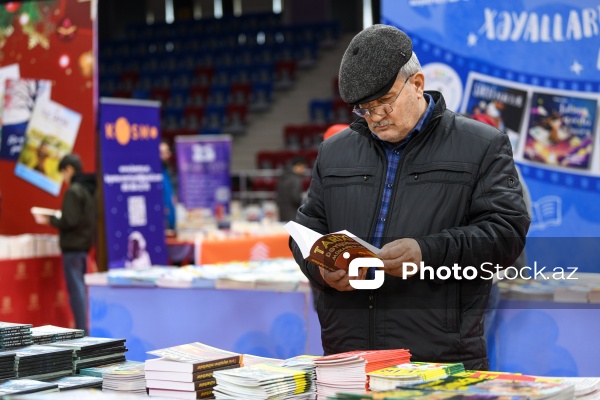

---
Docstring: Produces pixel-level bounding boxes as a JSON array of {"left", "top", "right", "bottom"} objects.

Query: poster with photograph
[
  {"left": 0, "top": 78, "right": 52, "bottom": 161},
  {"left": 461, "top": 73, "right": 528, "bottom": 152},
  {"left": 523, "top": 92, "right": 597, "bottom": 170},
  {"left": 14, "top": 99, "right": 82, "bottom": 195}
]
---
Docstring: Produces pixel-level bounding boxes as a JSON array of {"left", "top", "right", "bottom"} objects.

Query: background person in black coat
[
  {"left": 35, "top": 154, "right": 96, "bottom": 333},
  {"left": 276, "top": 157, "right": 308, "bottom": 222}
]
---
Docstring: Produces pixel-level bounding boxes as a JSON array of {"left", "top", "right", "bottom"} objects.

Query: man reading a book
[
  {"left": 289, "top": 24, "right": 530, "bottom": 370},
  {"left": 35, "top": 154, "right": 96, "bottom": 333}
]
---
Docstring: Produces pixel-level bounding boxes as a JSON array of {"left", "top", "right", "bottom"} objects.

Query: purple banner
[
  {"left": 99, "top": 98, "right": 167, "bottom": 269},
  {"left": 175, "top": 135, "right": 231, "bottom": 215}
]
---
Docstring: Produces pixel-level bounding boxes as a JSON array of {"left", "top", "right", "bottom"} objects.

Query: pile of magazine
[
  {"left": 0, "top": 322, "right": 33, "bottom": 350},
  {"left": 367, "top": 362, "right": 465, "bottom": 392},
  {"left": 406, "top": 375, "right": 574, "bottom": 400},
  {"left": 0, "top": 350, "right": 16, "bottom": 381},
  {"left": 145, "top": 342, "right": 242, "bottom": 399},
  {"left": 10, "top": 345, "right": 73, "bottom": 380},
  {"left": 46, "top": 375, "right": 103, "bottom": 391},
  {"left": 47, "top": 337, "right": 127, "bottom": 373},
  {"left": 79, "top": 360, "right": 146, "bottom": 395},
  {"left": 30, "top": 325, "right": 84, "bottom": 345},
  {"left": 328, "top": 374, "right": 581, "bottom": 399},
  {"left": 0, "top": 379, "right": 58, "bottom": 397},
  {"left": 0, "top": 388, "right": 152, "bottom": 399},
  {"left": 85, "top": 259, "right": 310, "bottom": 292},
  {"left": 314, "top": 349, "right": 411, "bottom": 398},
  {"left": 281, "top": 356, "right": 319, "bottom": 399},
  {"left": 213, "top": 363, "right": 314, "bottom": 399}
]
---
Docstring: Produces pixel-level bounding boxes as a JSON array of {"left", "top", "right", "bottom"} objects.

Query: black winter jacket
[
  {"left": 290, "top": 92, "right": 530, "bottom": 370},
  {"left": 50, "top": 173, "right": 97, "bottom": 252}
]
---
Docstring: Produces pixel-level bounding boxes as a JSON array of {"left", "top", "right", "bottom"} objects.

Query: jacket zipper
[
  {"left": 369, "top": 142, "right": 386, "bottom": 349},
  {"left": 368, "top": 114, "right": 441, "bottom": 347},
  {"left": 352, "top": 111, "right": 442, "bottom": 350},
  {"left": 380, "top": 113, "right": 443, "bottom": 241}
]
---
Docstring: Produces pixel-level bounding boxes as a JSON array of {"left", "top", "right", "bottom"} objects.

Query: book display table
[
  {"left": 0, "top": 256, "right": 73, "bottom": 327},
  {"left": 87, "top": 277, "right": 600, "bottom": 377}
]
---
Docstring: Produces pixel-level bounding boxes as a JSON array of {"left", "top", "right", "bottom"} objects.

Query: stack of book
[
  {"left": 0, "top": 322, "right": 33, "bottom": 350},
  {"left": 30, "top": 326, "right": 84, "bottom": 345},
  {"left": 47, "top": 337, "right": 127, "bottom": 373},
  {"left": 47, "top": 375, "right": 103, "bottom": 391},
  {"left": 558, "top": 377, "right": 600, "bottom": 399},
  {"left": 155, "top": 265, "right": 228, "bottom": 289},
  {"left": 589, "top": 288, "right": 600, "bottom": 303},
  {"left": 213, "top": 363, "right": 313, "bottom": 399},
  {"left": 0, "top": 379, "right": 59, "bottom": 396},
  {"left": 0, "top": 351, "right": 15, "bottom": 381},
  {"left": 79, "top": 360, "right": 146, "bottom": 395},
  {"left": 145, "top": 342, "right": 242, "bottom": 399},
  {"left": 282, "top": 356, "right": 319, "bottom": 400},
  {"left": 11, "top": 345, "right": 74, "bottom": 380},
  {"left": 554, "top": 285, "right": 592, "bottom": 303},
  {"left": 368, "top": 362, "right": 465, "bottom": 391},
  {"left": 313, "top": 349, "right": 411, "bottom": 398}
]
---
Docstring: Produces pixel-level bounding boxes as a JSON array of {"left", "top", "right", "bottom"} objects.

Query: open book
[
  {"left": 31, "top": 207, "right": 62, "bottom": 218},
  {"left": 285, "top": 221, "right": 380, "bottom": 274},
  {"left": 31, "top": 207, "right": 61, "bottom": 224}
]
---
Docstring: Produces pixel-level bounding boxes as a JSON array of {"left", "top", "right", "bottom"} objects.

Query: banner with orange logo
[{"left": 99, "top": 98, "right": 167, "bottom": 269}]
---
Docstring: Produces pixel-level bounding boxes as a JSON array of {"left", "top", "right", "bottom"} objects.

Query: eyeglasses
[{"left": 353, "top": 74, "right": 414, "bottom": 118}]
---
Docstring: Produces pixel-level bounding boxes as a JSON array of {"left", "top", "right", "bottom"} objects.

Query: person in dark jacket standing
[
  {"left": 276, "top": 157, "right": 308, "bottom": 222},
  {"left": 36, "top": 154, "right": 96, "bottom": 333},
  {"left": 289, "top": 25, "right": 530, "bottom": 370}
]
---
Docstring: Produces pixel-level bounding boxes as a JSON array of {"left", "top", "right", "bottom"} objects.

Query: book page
[{"left": 284, "top": 221, "right": 323, "bottom": 259}]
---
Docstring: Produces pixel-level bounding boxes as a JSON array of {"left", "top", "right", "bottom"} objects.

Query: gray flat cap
[{"left": 339, "top": 24, "right": 412, "bottom": 105}]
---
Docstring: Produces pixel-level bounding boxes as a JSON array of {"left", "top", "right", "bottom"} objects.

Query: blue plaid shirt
[{"left": 371, "top": 93, "right": 435, "bottom": 250}]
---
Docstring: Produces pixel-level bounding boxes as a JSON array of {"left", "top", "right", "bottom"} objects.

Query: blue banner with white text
[
  {"left": 382, "top": 0, "right": 600, "bottom": 261},
  {"left": 99, "top": 98, "right": 167, "bottom": 269}
]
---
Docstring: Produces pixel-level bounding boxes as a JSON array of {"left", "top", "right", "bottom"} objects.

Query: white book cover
[
  {"left": 146, "top": 378, "right": 215, "bottom": 391},
  {"left": 145, "top": 358, "right": 195, "bottom": 373},
  {"left": 14, "top": 99, "right": 82, "bottom": 196},
  {"left": 148, "top": 388, "right": 208, "bottom": 399}
]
